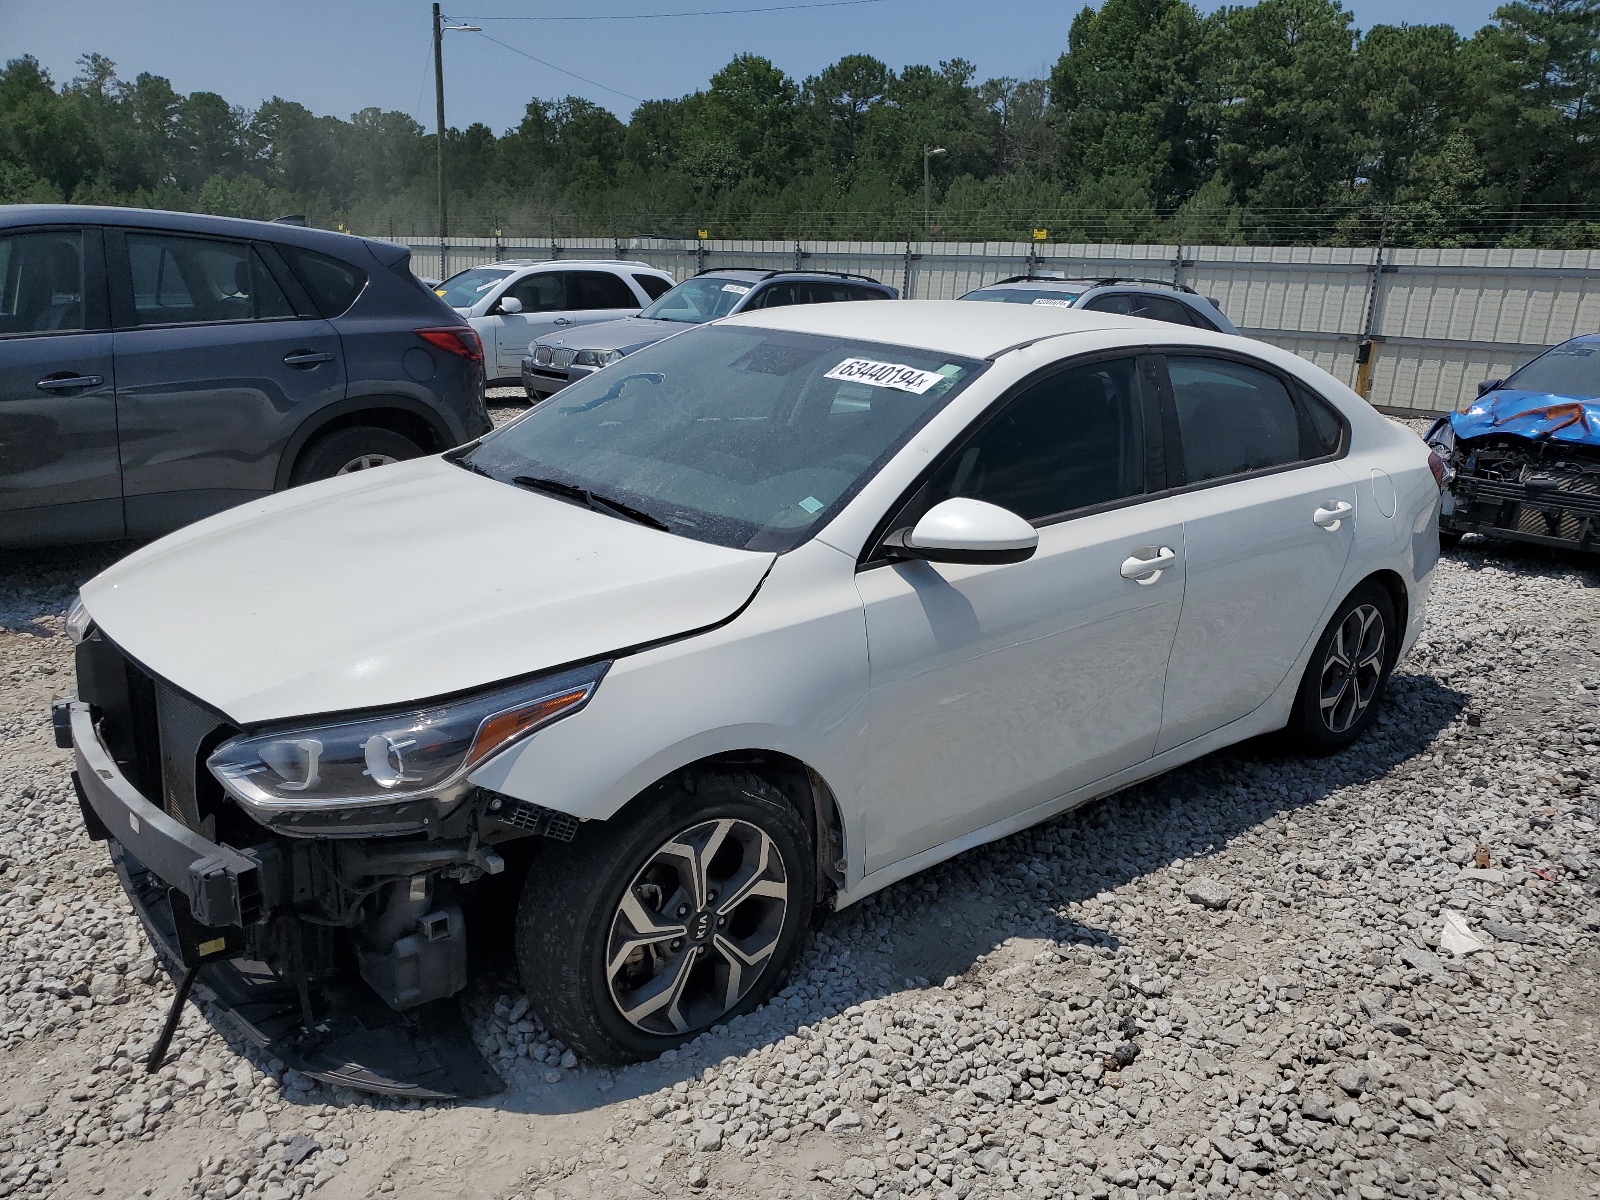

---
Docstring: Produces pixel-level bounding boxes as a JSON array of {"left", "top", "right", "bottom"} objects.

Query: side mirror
[
  {"left": 885, "top": 498, "right": 1038, "bottom": 565},
  {"left": 498, "top": 295, "right": 524, "bottom": 315},
  {"left": 1476, "top": 377, "right": 1503, "bottom": 397}
]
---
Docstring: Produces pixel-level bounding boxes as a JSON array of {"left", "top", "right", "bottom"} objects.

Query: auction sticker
[
  {"left": 721, "top": 283, "right": 751, "bottom": 294},
  {"left": 824, "top": 358, "right": 944, "bottom": 394},
  {"left": 1031, "top": 297, "right": 1075, "bottom": 307}
]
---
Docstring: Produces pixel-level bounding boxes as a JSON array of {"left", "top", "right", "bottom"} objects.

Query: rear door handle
[
  {"left": 1313, "top": 500, "right": 1354, "bottom": 530},
  {"left": 1120, "top": 546, "right": 1177, "bottom": 584},
  {"left": 35, "top": 373, "right": 104, "bottom": 392},
  {"left": 283, "top": 350, "right": 334, "bottom": 368}
]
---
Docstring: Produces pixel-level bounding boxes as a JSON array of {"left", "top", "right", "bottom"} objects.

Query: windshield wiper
[{"left": 511, "top": 475, "right": 671, "bottom": 532}]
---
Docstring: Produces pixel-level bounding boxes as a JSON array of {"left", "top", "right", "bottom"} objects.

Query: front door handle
[
  {"left": 283, "top": 350, "right": 334, "bottom": 368},
  {"left": 1313, "top": 500, "right": 1354, "bottom": 530},
  {"left": 553, "top": 317, "right": 572, "bottom": 326},
  {"left": 35, "top": 373, "right": 104, "bottom": 392},
  {"left": 1120, "top": 546, "right": 1177, "bottom": 584}
]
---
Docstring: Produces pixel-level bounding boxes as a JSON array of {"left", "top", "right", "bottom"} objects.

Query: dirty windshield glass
[
  {"left": 637, "top": 276, "right": 753, "bottom": 323},
  {"left": 963, "top": 287, "right": 1083, "bottom": 306},
  {"left": 435, "top": 267, "right": 511, "bottom": 308},
  {"left": 465, "top": 325, "right": 986, "bottom": 551},
  {"left": 1504, "top": 341, "right": 1600, "bottom": 399}
]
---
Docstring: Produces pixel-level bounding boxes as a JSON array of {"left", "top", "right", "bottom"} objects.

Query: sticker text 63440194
[{"left": 823, "top": 358, "right": 945, "bottom": 394}]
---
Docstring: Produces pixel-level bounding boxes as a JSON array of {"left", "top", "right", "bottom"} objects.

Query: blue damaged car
[{"left": 1425, "top": 334, "right": 1600, "bottom": 553}]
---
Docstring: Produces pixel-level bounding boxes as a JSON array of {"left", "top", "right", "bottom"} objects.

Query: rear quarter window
[
  {"left": 632, "top": 273, "right": 673, "bottom": 301},
  {"left": 276, "top": 245, "right": 367, "bottom": 317}
]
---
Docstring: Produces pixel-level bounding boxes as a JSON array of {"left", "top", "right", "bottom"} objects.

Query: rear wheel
[
  {"left": 1285, "top": 582, "right": 1397, "bottom": 754},
  {"left": 289, "top": 426, "right": 423, "bottom": 486},
  {"left": 515, "top": 772, "right": 813, "bottom": 1063}
]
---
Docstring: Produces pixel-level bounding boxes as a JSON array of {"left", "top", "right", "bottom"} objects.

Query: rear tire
[
  {"left": 1285, "top": 582, "right": 1397, "bottom": 754},
  {"left": 1439, "top": 528, "right": 1463, "bottom": 550},
  {"left": 515, "top": 772, "right": 814, "bottom": 1064},
  {"left": 289, "top": 425, "right": 423, "bottom": 486}
]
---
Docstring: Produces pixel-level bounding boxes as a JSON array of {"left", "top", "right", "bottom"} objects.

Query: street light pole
[
  {"left": 433, "top": 3, "right": 447, "bottom": 280},
  {"left": 431, "top": 7, "right": 480, "bottom": 281},
  {"left": 923, "top": 145, "right": 946, "bottom": 238}
]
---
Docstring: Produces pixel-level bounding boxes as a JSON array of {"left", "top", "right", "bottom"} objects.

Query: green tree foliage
[{"left": 5, "top": 2, "right": 1600, "bottom": 246}]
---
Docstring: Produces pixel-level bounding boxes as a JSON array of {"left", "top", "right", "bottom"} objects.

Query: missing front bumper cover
[{"left": 112, "top": 841, "right": 504, "bottom": 1100}]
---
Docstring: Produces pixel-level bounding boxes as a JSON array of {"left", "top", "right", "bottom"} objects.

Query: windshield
[
  {"left": 638, "top": 276, "right": 755, "bottom": 323},
  {"left": 961, "top": 287, "right": 1082, "bottom": 307},
  {"left": 464, "top": 325, "right": 986, "bottom": 552},
  {"left": 435, "top": 267, "right": 512, "bottom": 309},
  {"left": 1504, "top": 341, "right": 1600, "bottom": 399}
]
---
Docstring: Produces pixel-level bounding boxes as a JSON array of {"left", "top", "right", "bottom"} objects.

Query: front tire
[
  {"left": 1285, "top": 582, "right": 1397, "bottom": 754},
  {"left": 516, "top": 772, "right": 814, "bottom": 1064}
]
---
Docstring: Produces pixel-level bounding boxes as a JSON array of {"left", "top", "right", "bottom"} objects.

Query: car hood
[
  {"left": 1448, "top": 389, "right": 1600, "bottom": 446},
  {"left": 532, "top": 316, "right": 690, "bottom": 355},
  {"left": 80, "top": 457, "right": 775, "bottom": 725}
]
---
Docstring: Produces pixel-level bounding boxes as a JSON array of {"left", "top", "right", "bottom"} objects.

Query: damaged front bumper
[
  {"left": 70, "top": 700, "right": 506, "bottom": 1099},
  {"left": 1427, "top": 417, "right": 1600, "bottom": 552}
]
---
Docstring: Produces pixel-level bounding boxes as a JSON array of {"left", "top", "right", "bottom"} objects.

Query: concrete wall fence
[{"left": 396, "top": 235, "right": 1600, "bottom": 415}]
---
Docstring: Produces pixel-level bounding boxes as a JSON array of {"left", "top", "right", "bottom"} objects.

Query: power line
[
  {"left": 456, "top": 0, "right": 885, "bottom": 20},
  {"left": 462, "top": 28, "right": 647, "bottom": 103}
]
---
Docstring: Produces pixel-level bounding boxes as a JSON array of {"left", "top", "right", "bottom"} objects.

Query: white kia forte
[{"left": 62, "top": 300, "right": 1441, "bottom": 1088}]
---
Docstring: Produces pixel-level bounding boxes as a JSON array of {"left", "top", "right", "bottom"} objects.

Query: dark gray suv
[{"left": 0, "top": 205, "right": 491, "bottom": 547}]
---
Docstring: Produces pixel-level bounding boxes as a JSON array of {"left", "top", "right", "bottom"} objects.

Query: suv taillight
[
  {"left": 416, "top": 327, "right": 483, "bottom": 362},
  {"left": 1427, "top": 450, "right": 1448, "bottom": 492}
]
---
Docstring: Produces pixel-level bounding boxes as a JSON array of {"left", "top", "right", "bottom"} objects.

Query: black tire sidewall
[
  {"left": 516, "top": 774, "right": 814, "bottom": 1063},
  {"left": 289, "top": 426, "right": 423, "bottom": 486},
  {"left": 1290, "top": 582, "right": 1398, "bottom": 754}
]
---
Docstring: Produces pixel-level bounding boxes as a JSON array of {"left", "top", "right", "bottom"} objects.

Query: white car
[
  {"left": 434, "top": 259, "right": 675, "bottom": 384},
  {"left": 63, "top": 301, "right": 1440, "bottom": 1086}
]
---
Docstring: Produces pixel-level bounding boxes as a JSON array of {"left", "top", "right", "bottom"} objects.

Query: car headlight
[
  {"left": 207, "top": 661, "right": 608, "bottom": 812},
  {"left": 65, "top": 595, "right": 93, "bottom": 644},
  {"left": 574, "top": 348, "right": 624, "bottom": 367}
]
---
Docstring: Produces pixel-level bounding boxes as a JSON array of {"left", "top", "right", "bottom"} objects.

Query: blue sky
[{"left": 10, "top": 0, "right": 1505, "bottom": 131}]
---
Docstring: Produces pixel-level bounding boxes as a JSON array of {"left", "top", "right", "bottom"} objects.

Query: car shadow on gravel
[{"left": 473, "top": 670, "right": 1470, "bottom": 1117}]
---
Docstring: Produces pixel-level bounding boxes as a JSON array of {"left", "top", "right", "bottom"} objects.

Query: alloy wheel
[
  {"left": 335, "top": 453, "right": 399, "bottom": 475},
  {"left": 1318, "top": 603, "right": 1386, "bottom": 734},
  {"left": 604, "top": 817, "right": 790, "bottom": 1036}
]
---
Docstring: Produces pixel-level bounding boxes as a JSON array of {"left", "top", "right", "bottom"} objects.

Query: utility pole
[
  {"left": 923, "top": 145, "right": 946, "bottom": 238},
  {"left": 433, "top": 3, "right": 447, "bottom": 281}
]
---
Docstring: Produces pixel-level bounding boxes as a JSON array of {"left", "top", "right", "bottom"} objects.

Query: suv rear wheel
[
  {"left": 516, "top": 772, "right": 813, "bottom": 1063},
  {"left": 289, "top": 425, "right": 423, "bottom": 486}
]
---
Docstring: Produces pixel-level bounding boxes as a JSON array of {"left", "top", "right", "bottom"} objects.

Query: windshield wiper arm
[{"left": 511, "top": 475, "right": 671, "bottom": 532}]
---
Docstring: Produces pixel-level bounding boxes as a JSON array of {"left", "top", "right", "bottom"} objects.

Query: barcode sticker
[
  {"left": 721, "top": 283, "right": 751, "bottom": 295},
  {"left": 1031, "top": 298, "right": 1075, "bottom": 308},
  {"left": 824, "top": 358, "right": 945, "bottom": 394}
]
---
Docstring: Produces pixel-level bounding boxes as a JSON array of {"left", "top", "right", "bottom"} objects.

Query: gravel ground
[{"left": 0, "top": 444, "right": 1596, "bottom": 1200}]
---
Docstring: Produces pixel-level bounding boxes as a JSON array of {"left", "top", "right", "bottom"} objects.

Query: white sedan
[{"left": 66, "top": 300, "right": 1441, "bottom": 1074}]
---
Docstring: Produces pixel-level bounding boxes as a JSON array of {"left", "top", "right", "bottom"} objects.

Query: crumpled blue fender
[{"left": 1447, "top": 389, "right": 1600, "bottom": 446}]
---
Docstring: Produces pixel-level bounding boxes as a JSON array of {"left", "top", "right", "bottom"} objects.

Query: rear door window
[
  {"left": 566, "top": 270, "right": 638, "bottom": 310},
  {"left": 1165, "top": 356, "right": 1303, "bottom": 484},
  {"left": 0, "top": 229, "right": 87, "bottom": 336},
  {"left": 125, "top": 233, "right": 293, "bottom": 325}
]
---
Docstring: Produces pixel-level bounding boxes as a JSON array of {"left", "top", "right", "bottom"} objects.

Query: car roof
[
  {"left": 974, "top": 278, "right": 1099, "bottom": 290},
  {"left": 696, "top": 269, "right": 891, "bottom": 288},
  {"left": 722, "top": 298, "right": 1159, "bottom": 359},
  {"left": 483, "top": 259, "right": 666, "bottom": 272},
  {"left": 0, "top": 203, "right": 402, "bottom": 262}
]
